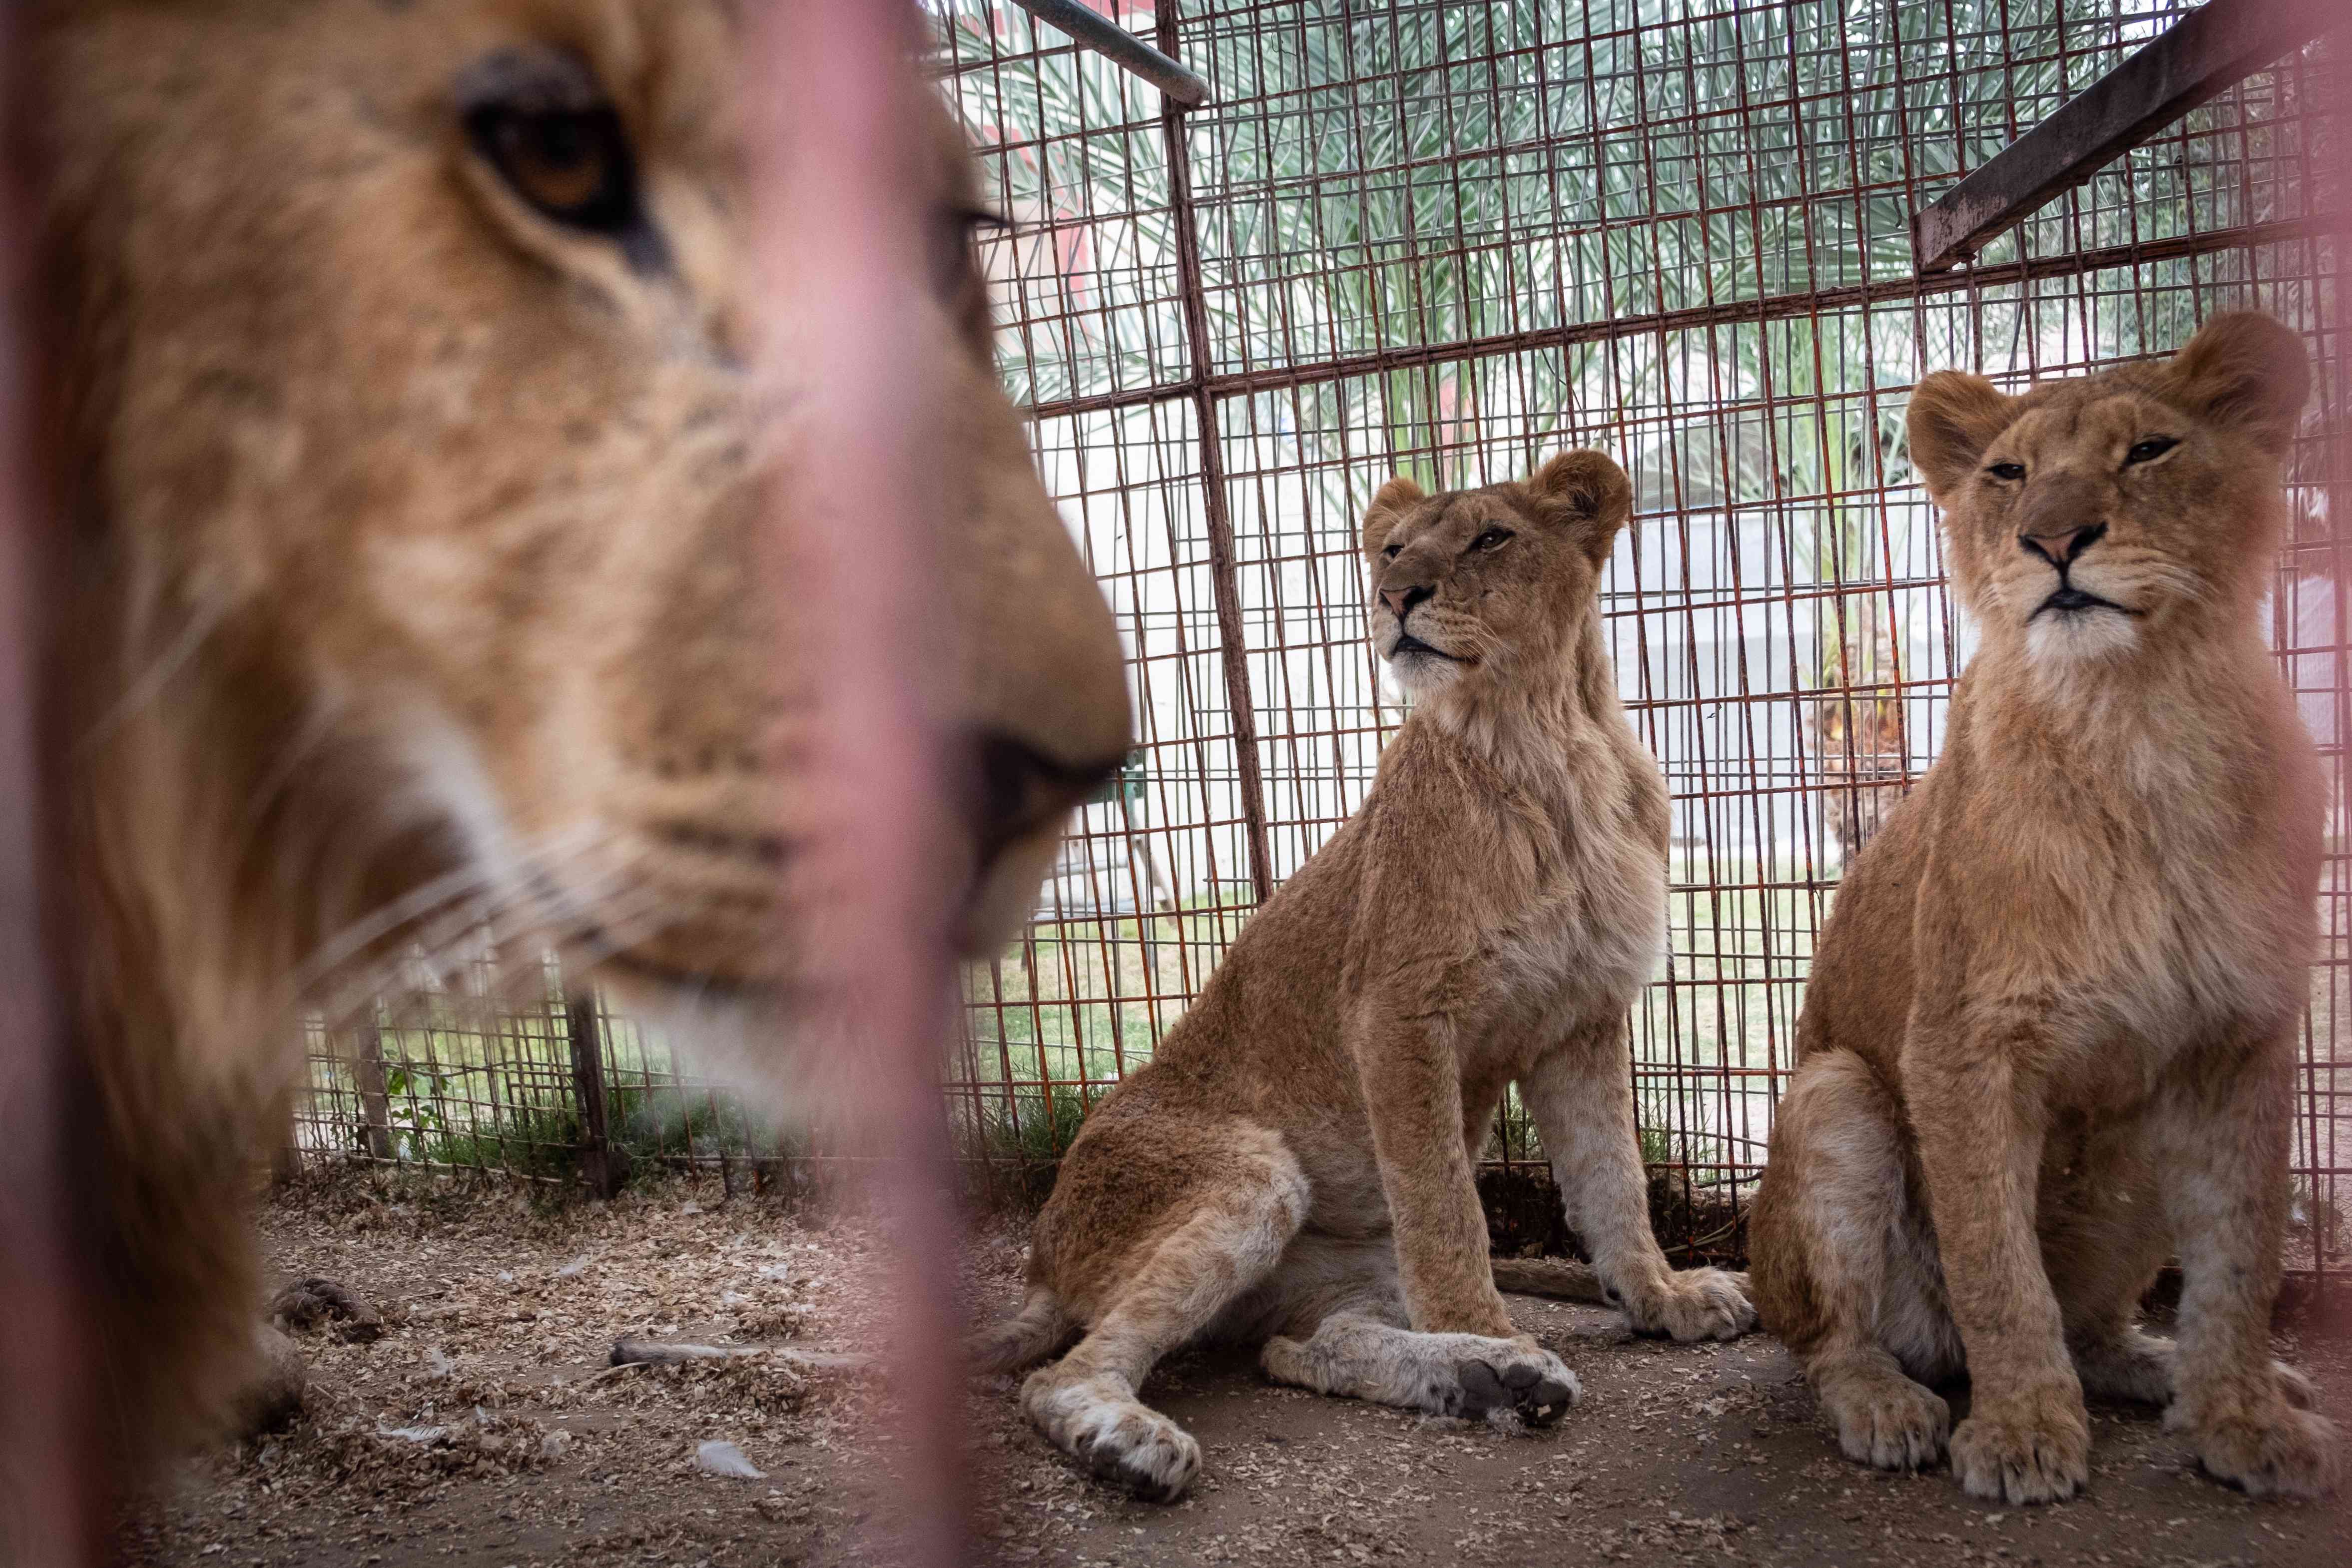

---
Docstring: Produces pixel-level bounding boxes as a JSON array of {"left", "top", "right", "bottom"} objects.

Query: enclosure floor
[{"left": 122, "top": 1177, "right": 2350, "bottom": 1568}]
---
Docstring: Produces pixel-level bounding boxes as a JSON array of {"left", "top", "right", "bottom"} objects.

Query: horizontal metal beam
[
  {"left": 1022, "top": 213, "right": 2331, "bottom": 423},
  {"left": 1007, "top": 0, "right": 1210, "bottom": 107},
  {"left": 1913, "top": 0, "right": 2344, "bottom": 274}
]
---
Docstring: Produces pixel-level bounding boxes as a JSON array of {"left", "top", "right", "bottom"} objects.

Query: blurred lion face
[{"left": 41, "top": 0, "right": 1131, "bottom": 1020}]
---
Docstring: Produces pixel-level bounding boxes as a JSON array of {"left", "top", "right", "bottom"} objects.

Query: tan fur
[
  {"left": 30, "top": 0, "right": 1127, "bottom": 1500},
  {"left": 1749, "top": 313, "right": 2339, "bottom": 1504},
  {"left": 980, "top": 452, "right": 1755, "bottom": 1503}
]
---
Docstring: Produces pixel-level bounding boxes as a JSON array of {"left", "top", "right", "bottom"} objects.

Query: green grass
[
  {"left": 300, "top": 993, "right": 804, "bottom": 1188},
  {"left": 978, "top": 1088, "right": 1093, "bottom": 1166}
]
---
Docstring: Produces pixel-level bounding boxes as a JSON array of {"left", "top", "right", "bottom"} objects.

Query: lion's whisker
[
  {"left": 296, "top": 822, "right": 616, "bottom": 1002},
  {"left": 76, "top": 598, "right": 233, "bottom": 755}
]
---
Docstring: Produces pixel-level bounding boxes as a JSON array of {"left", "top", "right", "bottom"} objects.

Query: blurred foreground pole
[
  {"left": 0, "top": 8, "right": 102, "bottom": 1566},
  {"left": 2327, "top": 0, "right": 2352, "bottom": 1323},
  {"left": 751, "top": 3, "right": 970, "bottom": 1562}
]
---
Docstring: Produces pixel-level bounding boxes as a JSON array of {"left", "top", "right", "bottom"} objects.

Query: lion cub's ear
[
  {"left": 1905, "top": 372, "right": 2014, "bottom": 503},
  {"left": 1527, "top": 450, "right": 1632, "bottom": 566},
  {"left": 2163, "top": 311, "right": 2310, "bottom": 459},
  {"left": 1360, "top": 475, "right": 1428, "bottom": 561}
]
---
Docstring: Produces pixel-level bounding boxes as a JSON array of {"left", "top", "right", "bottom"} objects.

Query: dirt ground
[{"left": 119, "top": 1173, "right": 2351, "bottom": 1568}]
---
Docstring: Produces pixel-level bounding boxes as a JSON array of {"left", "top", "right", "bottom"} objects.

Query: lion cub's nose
[
  {"left": 1379, "top": 584, "right": 1433, "bottom": 619},
  {"left": 2018, "top": 523, "right": 2105, "bottom": 567}
]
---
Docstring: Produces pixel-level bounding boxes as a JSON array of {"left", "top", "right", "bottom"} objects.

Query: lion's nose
[
  {"left": 1379, "top": 583, "right": 1433, "bottom": 619},
  {"left": 2018, "top": 522, "right": 2105, "bottom": 567},
  {"left": 966, "top": 731, "right": 1123, "bottom": 869}
]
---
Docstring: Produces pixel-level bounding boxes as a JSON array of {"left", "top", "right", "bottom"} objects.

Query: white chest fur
[{"left": 1480, "top": 820, "right": 1668, "bottom": 1060}]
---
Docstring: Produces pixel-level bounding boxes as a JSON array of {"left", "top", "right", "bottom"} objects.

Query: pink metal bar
[
  {"left": 752, "top": 1, "right": 970, "bottom": 1559},
  {"left": 0, "top": 6, "right": 102, "bottom": 1560}
]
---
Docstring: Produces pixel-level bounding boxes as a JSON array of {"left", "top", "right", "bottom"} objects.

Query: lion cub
[
  {"left": 1750, "top": 313, "right": 2339, "bottom": 1504},
  {"left": 976, "top": 451, "right": 1754, "bottom": 1501}
]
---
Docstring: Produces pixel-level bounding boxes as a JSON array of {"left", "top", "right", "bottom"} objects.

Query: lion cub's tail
[
  {"left": 968, "top": 1286, "right": 1073, "bottom": 1375},
  {"left": 1491, "top": 1256, "right": 1754, "bottom": 1304},
  {"left": 1491, "top": 1256, "right": 1612, "bottom": 1302}
]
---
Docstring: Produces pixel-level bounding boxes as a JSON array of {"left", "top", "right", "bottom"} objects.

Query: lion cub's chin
[
  {"left": 2024, "top": 605, "right": 2141, "bottom": 667},
  {"left": 1384, "top": 649, "right": 1470, "bottom": 700}
]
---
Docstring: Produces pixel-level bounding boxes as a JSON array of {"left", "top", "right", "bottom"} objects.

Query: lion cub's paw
[
  {"left": 1024, "top": 1371, "right": 1202, "bottom": 1502},
  {"left": 1821, "top": 1373, "right": 1950, "bottom": 1472},
  {"left": 1949, "top": 1390, "right": 2090, "bottom": 1506},
  {"left": 2274, "top": 1361, "right": 2321, "bottom": 1413},
  {"left": 1450, "top": 1341, "right": 1580, "bottom": 1426},
  {"left": 2075, "top": 1334, "right": 2320, "bottom": 1417},
  {"left": 1622, "top": 1267, "right": 1757, "bottom": 1343},
  {"left": 1068, "top": 1403, "right": 1203, "bottom": 1503},
  {"left": 2191, "top": 1404, "right": 2340, "bottom": 1499},
  {"left": 2072, "top": 1330, "right": 2178, "bottom": 1406}
]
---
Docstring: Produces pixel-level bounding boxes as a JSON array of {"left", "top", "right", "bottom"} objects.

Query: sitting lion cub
[
  {"left": 976, "top": 451, "right": 1755, "bottom": 1501},
  {"left": 1750, "top": 313, "right": 2339, "bottom": 1504}
]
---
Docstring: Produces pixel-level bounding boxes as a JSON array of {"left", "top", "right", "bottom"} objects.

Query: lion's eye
[
  {"left": 1470, "top": 527, "right": 1514, "bottom": 552},
  {"left": 1985, "top": 461, "right": 2026, "bottom": 482},
  {"left": 466, "top": 100, "right": 650, "bottom": 248},
  {"left": 1381, "top": 544, "right": 1402, "bottom": 560},
  {"left": 2125, "top": 436, "right": 2179, "bottom": 467}
]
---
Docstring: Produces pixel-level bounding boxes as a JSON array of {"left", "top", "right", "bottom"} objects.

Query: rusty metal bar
[
  {"left": 1914, "top": 0, "right": 2345, "bottom": 272},
  {"left": 351, "top": 1018, "right": 396, "bottom": 1161},
  {"left": 755, "top": 1, "right": 968, "bottom": 1560},
  {"left": 1158, "top": 7, "right": 1272, "bottom": 906},
  {"left": 1010, "top": 0, "right": 1210, "bottom": 106},
  {"left": 1026, "top": 214, "right": 2336, "bottom": 426},
  {"left": 565, "top": 997, "right": 625, "bottom": 1200}
]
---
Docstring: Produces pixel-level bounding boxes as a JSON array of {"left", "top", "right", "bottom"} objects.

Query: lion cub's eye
[
  {"left": 1985, "top": 461, "right": 2026, "bottom": 482},
  {"left": 469, "top": 104, "right": 640, "bottom": 235},
  {"left": 1469, "top": 527, "right": 1514, "bottom": 552},
  {"left": 456, "top": 48, "right": 667, "bottom": 270},
  {"left": 1381, "top": 543, "right": 1402, "bottom": 560},
  {"left": 2124, "top": 436, "right": 2179, "bottom": 467}
]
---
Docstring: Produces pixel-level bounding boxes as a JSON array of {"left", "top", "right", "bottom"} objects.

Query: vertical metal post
[
  {"left": 351, "top": 1018, "right": 396, "bottom": 1161},
  {"left": 0, "top": 4, "right": 104, "bottom": 1557},
  {"left": 269, "top": 1087, "right": 305, "bottom": 1185},
  {"left": 1158, "top": 10, "right": 1274, "bottom": 906},
  {"left": 566, "top": 997, "right": 624, "bottom": 1199}
]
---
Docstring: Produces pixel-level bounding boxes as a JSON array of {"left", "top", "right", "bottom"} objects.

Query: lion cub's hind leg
[
  {"left": 2042, "top": 1153, "right": 2179, "bottom": 1408},
  {"left": 1751, "top": 1050, "right": 1962, "bottom": 1473},
  {"left": 1256, "top": 1235, "right": 1579, "bottom": 1425},
  {"left": 2043, "top": 1172, "right": 2231, "bottom": 1411},
  {"left": 2066, "top": 1329, "right": 2318, "bottom": 1410},
  {"left": 1020, "top": 1125, "right": 1310, "bottom": 1502}
]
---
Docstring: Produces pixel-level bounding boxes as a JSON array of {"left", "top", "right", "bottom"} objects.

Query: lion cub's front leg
[
  {"left": 1520, "top": 1029, "right": 1755, "bottom": 1341},
  {"left": 2152, "top": 1047, "right": 2340, "bottom": 1498},
  {"left": 1908, "top": 1013, "right": 2088, "bottom": 1506},
  {"left": 1348, "top": 1013, "right": 1578, "bottom": 1423}
]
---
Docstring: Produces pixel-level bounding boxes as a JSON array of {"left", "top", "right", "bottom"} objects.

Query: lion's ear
[
  {"left": 1359, "top": 475, "right": 1427, "bottom": 561},
  {"left": 1527, "top": 449, "right": 1631, "bottom": 565},
  {"left": 2164, "top": 311, "right": 2309, "bottom": 459},
  {"left": 1905, "top": 372, "right": 2014, "bottom": 501}
]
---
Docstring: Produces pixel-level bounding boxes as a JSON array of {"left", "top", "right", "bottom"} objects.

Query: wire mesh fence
[
  {"left": 291, "top": 952, "right": 805, "bottom": 1195},
  {"left": 290, "top": 1, "right": 2346, "bottom": 1288}
]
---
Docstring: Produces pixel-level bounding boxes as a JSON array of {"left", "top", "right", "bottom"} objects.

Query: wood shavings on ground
[{"left": 117, "top": 1171, "right": 2352, "bottom": 1567}]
